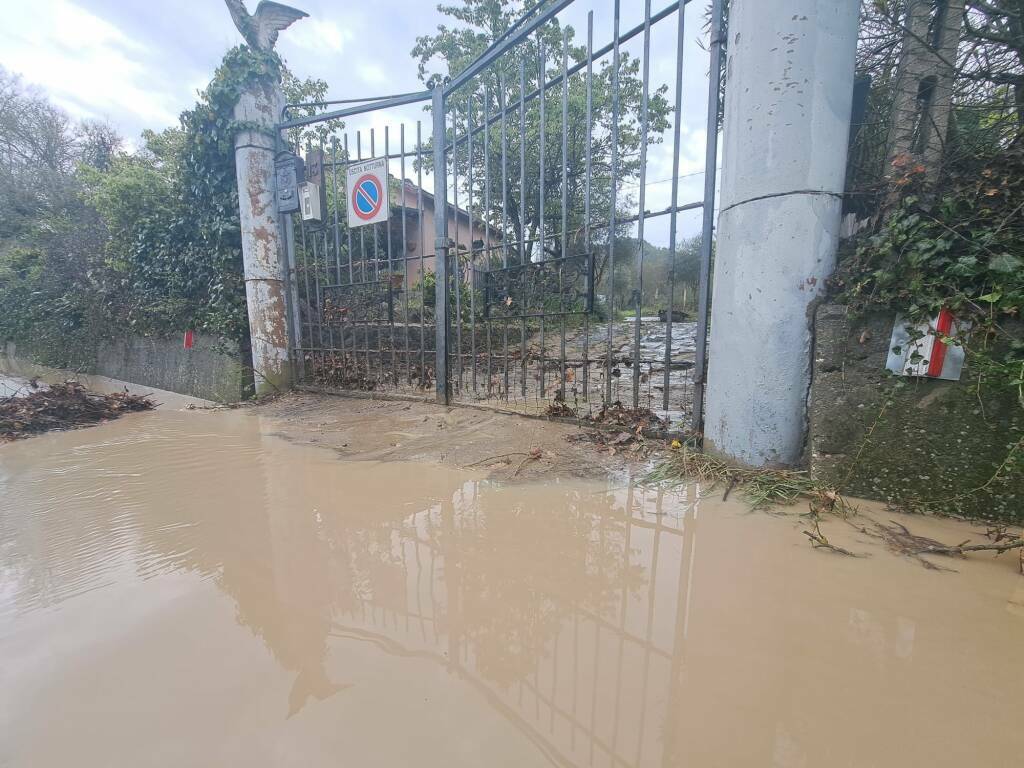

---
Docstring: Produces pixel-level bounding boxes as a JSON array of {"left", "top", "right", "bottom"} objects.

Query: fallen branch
[
  {"left": 802, "top": 519, "right": 863, "bottom": 557},
  {"left": 909, "top": 537, "right": 1023, "bottom": 558},
  {"left": 512, "top": 448, "right": 543, "bottom": 477},
  {"left": 867, "top": 520, "right": 1024, "bottom": 572},
  {"left": 0, "top": 381, "right": 154, "bottom": 441},
  {"left": 647, "top": 446, "right": 851, "bottom": 512},
  {"left": 465, "top": 452, "right": 531, "bottom": 468}
]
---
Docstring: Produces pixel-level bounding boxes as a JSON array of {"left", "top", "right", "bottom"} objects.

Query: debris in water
[
  {"left": 512, "top": 447, "right": 544, "bottom": 477},
  {"left": 566, "top": 427, "right": 657, "bottom": 460},
  {"left": 589, "top": 401, "right": 667, "bottom": 432},
  {"left": 802, "top": 518, "right": 864, "bottom": 557},
  {"left": 0, "top": 381, "right": 155, "bottom": 441},
  {"left": 646, "top": 445, "right": 843, "bottom": 511},
  {"left": 872, "top": 519, "right": 1024, "bottom": 571},
  {"left": 545, "top": 393, "right": 577, "bottom": 418}
]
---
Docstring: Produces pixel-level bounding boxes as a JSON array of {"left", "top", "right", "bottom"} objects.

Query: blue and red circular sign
[{"left": 352, "top": 173, "right": 384, "bottom": 220}]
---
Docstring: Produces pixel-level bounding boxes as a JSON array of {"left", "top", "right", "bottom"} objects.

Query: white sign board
[
  {"left": 346, "top": 158, "right": 390, "bottom": 228},
  {"left": 885, "top": 310, "right": 967, "bottom": 381}
]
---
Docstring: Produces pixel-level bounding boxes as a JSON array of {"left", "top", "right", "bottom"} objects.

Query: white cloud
[
  {"left": 355, "top": 62, "right": 390, "bottom": 88},
  {"left": 287, "top": 18, "right": 352, "bottom": 55},
  {"left": 0, "top": 0, "right": 181, "bottom": 128},
  {"left": 0, "top": 0, "right": 717, "bottom": 242}
]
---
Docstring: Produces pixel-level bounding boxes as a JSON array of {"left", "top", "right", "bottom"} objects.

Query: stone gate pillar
[{"left": 234, "top": 78, "right": 291, "bottom": 395}]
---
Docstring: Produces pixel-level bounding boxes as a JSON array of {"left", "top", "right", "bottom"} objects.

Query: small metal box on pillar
[
  {"left": 299, "top": 148, "right": 327, "bottom": 223},
  {"left": 275, "top": 153, "right": 304, "bottom": 214}
]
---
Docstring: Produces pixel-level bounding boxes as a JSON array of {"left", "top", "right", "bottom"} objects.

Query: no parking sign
[{"left": 346, "top": 158, "right": 390, "bottom": 228}]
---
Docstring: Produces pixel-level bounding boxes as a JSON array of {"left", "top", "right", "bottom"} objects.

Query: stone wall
[
  {"left": 2, "top": 334, "right": 250, "bottom": 403},
  {"left": 809, "top": 304, "right": 1022, "bottom": 522}
]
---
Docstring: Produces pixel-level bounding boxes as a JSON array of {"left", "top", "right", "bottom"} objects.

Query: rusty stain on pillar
[
  {"left": 234, "top": 82, "right": 291, "bottom": 394},
  {"left": 226, "top": 0, "right": 308, "bottom": 395}
]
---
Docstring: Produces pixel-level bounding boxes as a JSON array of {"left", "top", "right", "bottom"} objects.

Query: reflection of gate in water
[
  {"left": 325, "top": 482, "right": 699, "bottom": 768},
  {"left": 281, "top": 0, "right": 725, "bottom": 431}
]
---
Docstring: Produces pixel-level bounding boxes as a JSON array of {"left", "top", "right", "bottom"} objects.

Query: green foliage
[
  {"left": 833, "top": 147, "right": 1024, "bottom": 400},
  {"left": 0, "top": 66, "right": 113, "bottom": 365},
  {"left": 606, "top": 236, "right": 702, "bottom": 313},
  {"left": 159, "top": 45, "right": 283, "bottom": 340},
  {"left": 1, "top": 47, "right": 332, "bottom": 373},
  {"left": 412, "top": 0, "right": 672, "bottom": 263},
  {"left": 409, "top": 268, "right": 479, "bottom": 324},
  {"left": 0, "top": 240, "right": 108, "bottom": 369}
]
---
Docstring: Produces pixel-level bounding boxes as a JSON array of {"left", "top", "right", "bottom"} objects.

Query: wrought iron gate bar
[
  {"left": 279, "top": 89, "right": 431, "bottom": 130},
  {"left": 692, "top": 0, "right": 725, "bottom": 431},
  {"left": 483, "top": 253, "right": 595, "bottom": 321},
  {"left": 444, "top": 0, "right": 575, "bottom": 94},
  {"left": 446, "top": 0, "right": 692, "bottom": 152},
  {"left": 632, "top": 0, "right": 654, "bottom": 408},
  {"left": 605, "top": 0, "right": 622, "bottom": 406},
  {"left": 281, "top": 0, "right": 724, "bottom": 428},
  {"left": 283, "top": 89, "right": 431, "bottom": 117},
  {"left": 537, "top": 37, "right": 547, "bottom": 399}
]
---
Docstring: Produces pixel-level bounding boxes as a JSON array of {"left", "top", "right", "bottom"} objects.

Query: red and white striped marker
[{"left": 886, "top": 309, "right": 966, "bottom": 381}]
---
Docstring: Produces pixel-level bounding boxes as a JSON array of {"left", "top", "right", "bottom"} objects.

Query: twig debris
[{"left": 0, "top": 381, "right": 155, "bottom": 441}]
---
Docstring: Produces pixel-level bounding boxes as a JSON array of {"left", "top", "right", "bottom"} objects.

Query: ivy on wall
[
  {"left": 832, "top": 147, "right": 1024, "bottom": 405},
  {"left": 126, "top": 45, "right": 286, "bottom": 343}
]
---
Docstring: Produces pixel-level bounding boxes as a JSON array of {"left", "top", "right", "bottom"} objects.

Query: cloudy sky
[{"left": 0, "top": 0, "right": 716, "bottom": 243}]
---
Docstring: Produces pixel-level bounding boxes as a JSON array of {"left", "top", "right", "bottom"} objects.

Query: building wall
[
  {"left": 809, "top": 304, "right": 1022, "bottom": 522},
  {"left": 395, "top": 183, "right": 502, "bottom": 287}
]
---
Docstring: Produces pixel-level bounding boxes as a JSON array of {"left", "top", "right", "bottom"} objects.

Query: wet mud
[{"left": 1, "top": 398, "right": 1022, "bottom": 767}]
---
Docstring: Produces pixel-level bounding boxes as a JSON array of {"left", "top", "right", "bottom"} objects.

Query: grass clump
[{"left": 645, "top": 446, "right": 845, "bottom": 512}]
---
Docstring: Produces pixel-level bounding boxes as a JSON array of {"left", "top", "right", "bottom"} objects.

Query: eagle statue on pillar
[{"left": 224, "top": 0, "right": 308, "bottom": 51}]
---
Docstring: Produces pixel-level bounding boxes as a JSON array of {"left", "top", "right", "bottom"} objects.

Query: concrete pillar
[
  {"left": 703, "top": 0, "right": 860, "bottom": 467},
  {"left": 234, "top": 80, "right": 291, "bottom": 395}
]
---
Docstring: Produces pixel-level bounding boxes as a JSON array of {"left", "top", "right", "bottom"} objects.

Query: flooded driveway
[{"left": 1, "top": 402, "right": 1022, "bottom": 767}]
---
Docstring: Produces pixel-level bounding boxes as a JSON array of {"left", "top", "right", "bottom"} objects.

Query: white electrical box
[{"left": 300, "top": 181, "right": 322, "bottom": 223}]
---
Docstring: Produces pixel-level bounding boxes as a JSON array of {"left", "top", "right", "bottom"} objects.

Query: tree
[
  {"left": 604, "top": 235, "right": 702, "bottom": 312},
  {"left": 0, "top": 68, "right": 115, "bottom": 365},
  {"left": 0, "top": 51, "right": 332, "bottom": 367},
  {"left": 961, "top": 0, "right": 1024, "bottom": 131},
  {"left": 885, "top": 0, "right": 965, "bottom": 191},
  {"left": 851, "top": 0, "right": 1024, "bottom": 205},
  {"left": 412, "top": 0, "right": 671, "bottom": 283},
  {"left": 0, "top": 67, "right": 84, "bottom": 241},
  {"left": 84, "top": 48, "right": 333, "bottom": 343},
  {"left": 837, "top": 0, "right": 1023, "bottom": 444}
]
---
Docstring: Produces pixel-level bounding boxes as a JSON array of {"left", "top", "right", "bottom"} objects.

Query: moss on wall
[
  {"left": 3, "top": 334, "right": 250, "bottom": 403},
  {"left": 810, "top": 305, "right": 1022, "bottom": 523}
]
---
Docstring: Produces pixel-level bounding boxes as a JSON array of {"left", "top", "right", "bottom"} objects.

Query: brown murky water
[{"left": 1, "top": 406, "right": 1022, "bottom": 767}]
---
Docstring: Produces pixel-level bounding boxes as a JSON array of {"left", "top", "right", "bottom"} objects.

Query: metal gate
[{"left": 279, "top": 0, "right": 723, "bottom": 432}]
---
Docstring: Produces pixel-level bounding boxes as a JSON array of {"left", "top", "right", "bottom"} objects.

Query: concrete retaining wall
[
  {"left": 2, "top": 334, "right": 250, "bottom": 403},
  {"left": 809, "top": 304, "right": 1022, "bottom": 522}
]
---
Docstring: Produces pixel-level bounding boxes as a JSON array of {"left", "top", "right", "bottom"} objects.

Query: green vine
[
  {"left": 170, "top": 46, "right": 285, "bottom": 342},
  {"left": 832, "top": 147, "right": 1024, "bottom": 400},
  {"left": 827, "top": 148, "right": 1023, "bottom": 521}
]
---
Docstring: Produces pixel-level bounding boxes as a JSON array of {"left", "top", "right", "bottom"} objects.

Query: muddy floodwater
[{"left": 1, "top": 403, "right": 1022, "bottom": 767}]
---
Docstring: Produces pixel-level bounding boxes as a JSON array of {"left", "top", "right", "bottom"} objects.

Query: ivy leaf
[{"left": 989, "top": 253, "right": 1022, "bottom": 274}]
